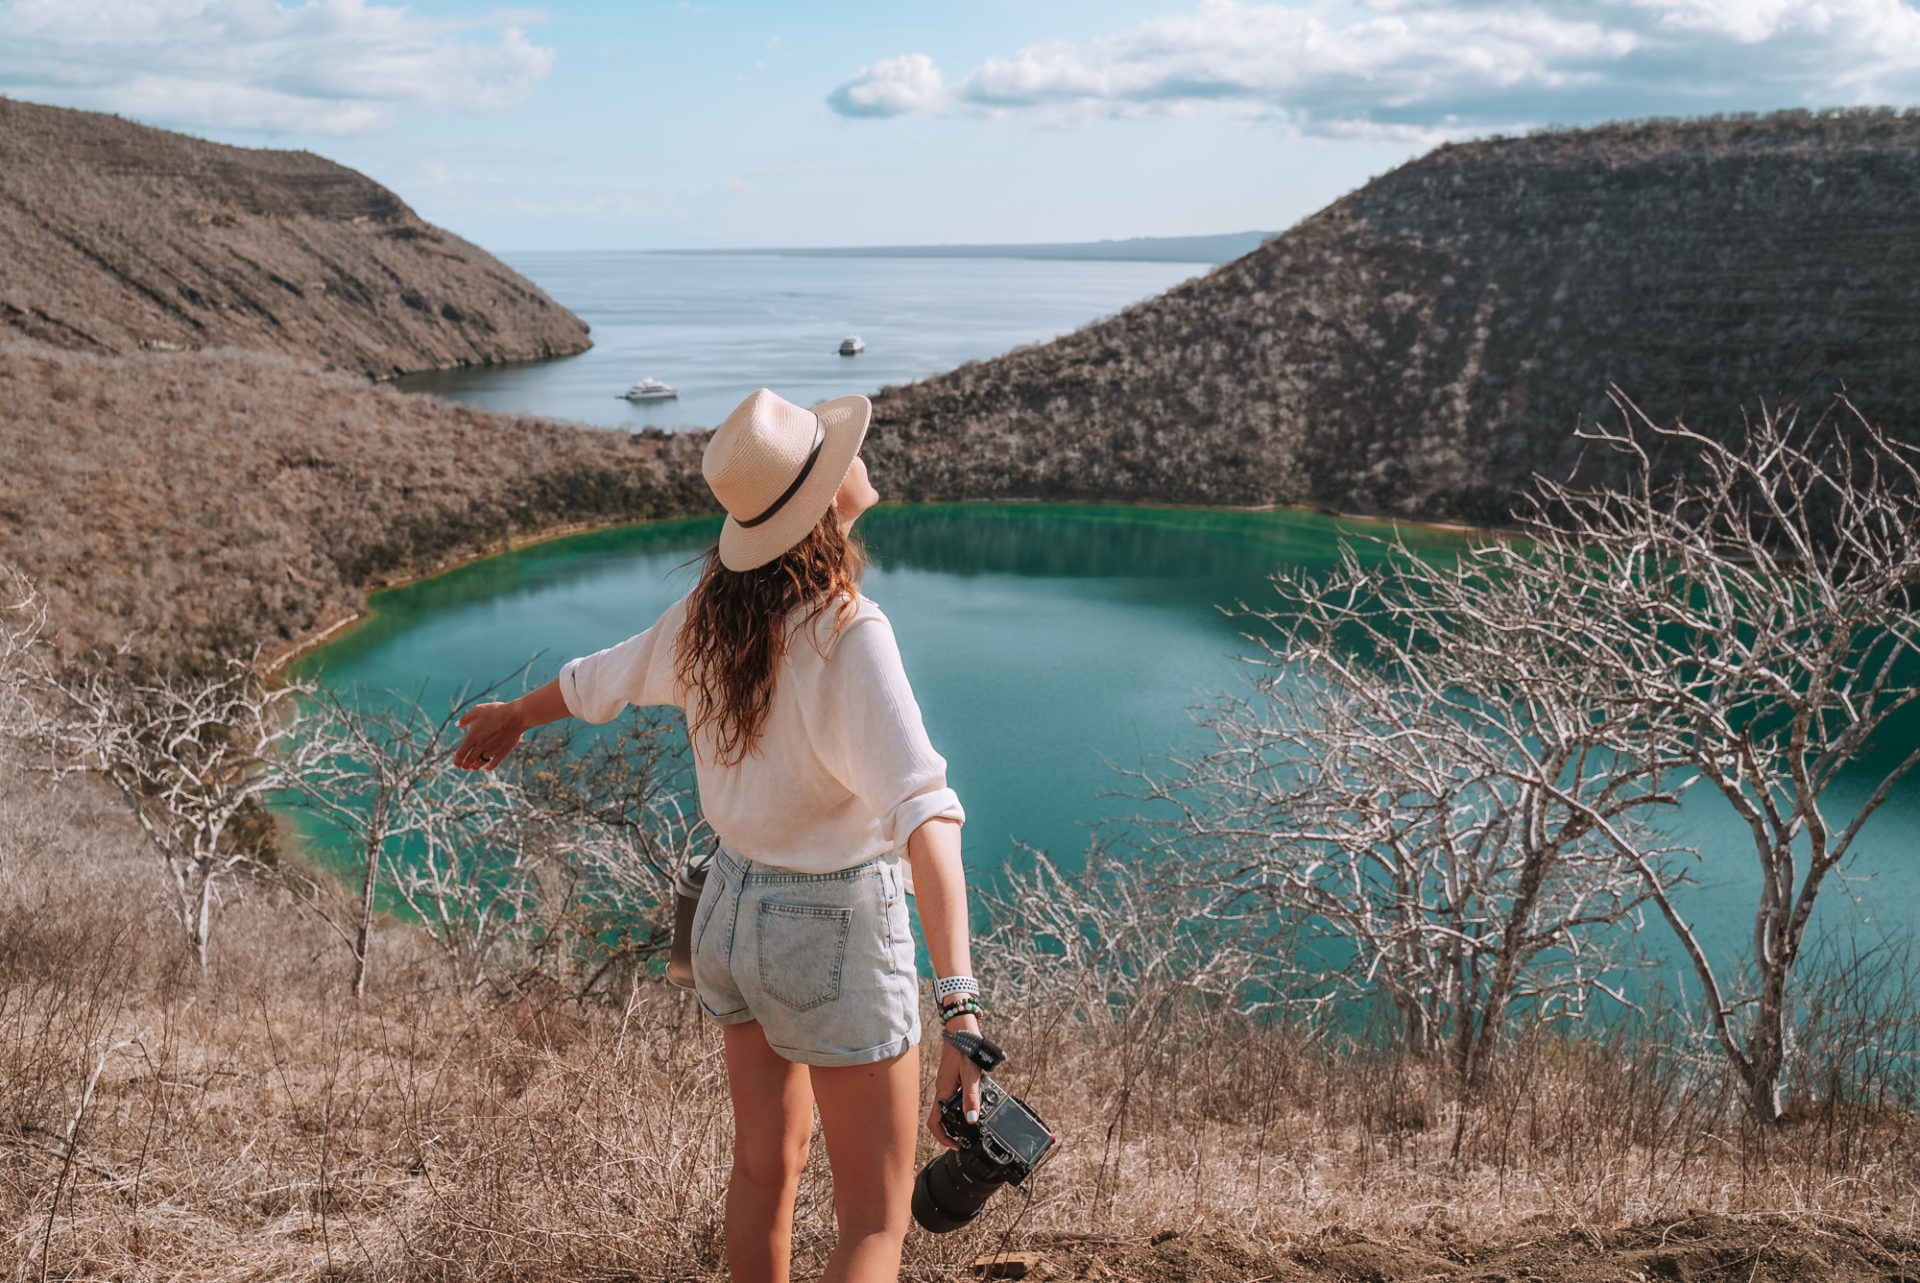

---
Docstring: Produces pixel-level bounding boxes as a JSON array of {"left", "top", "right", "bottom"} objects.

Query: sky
[{"left": 3, "top": 0, "right": 1919, "bottom": 252}]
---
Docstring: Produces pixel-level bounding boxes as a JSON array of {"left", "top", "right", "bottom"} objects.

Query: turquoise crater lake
[{"left": 290, "top": 504, "right": 1920, "bottom": 987}]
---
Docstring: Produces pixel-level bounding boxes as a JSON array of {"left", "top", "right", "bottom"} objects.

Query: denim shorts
[{"left": 691, "top": 843, "right": 921, "bottom": 1067}]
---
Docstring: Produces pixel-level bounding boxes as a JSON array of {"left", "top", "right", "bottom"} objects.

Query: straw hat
[{"left": 704, "top": 388, "right": 872, "bottom": 571}]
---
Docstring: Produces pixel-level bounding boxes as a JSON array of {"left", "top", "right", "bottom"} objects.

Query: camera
[{"left": 911, "top": 1031, "right": 1061, "bottom": 1234}]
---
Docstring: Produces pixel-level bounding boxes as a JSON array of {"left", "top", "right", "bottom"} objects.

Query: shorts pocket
[{"left": 758, "top": 901, "right": 853, "bottom": 1012}]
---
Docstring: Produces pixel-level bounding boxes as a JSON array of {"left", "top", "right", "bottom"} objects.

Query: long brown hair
[{"left": 675, "top": 510, "right": 866, "bottom": 764}]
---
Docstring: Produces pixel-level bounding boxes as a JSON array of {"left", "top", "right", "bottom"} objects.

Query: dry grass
[{"left": 4, "top": 748, "right": 1916, "bottom": 1282}]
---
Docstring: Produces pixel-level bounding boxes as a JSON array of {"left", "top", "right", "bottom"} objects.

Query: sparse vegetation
[
  {"left": 0, "top": 96, "right": 591, "bottom": 378},
  {"left": 867, "top": 107, "right": 1920, "bottom": 527},
  {"left": 0, "top": 728, "right": 1916, "bottom": 1282},
  {"left": 0, "top": 337, "right": 711, "bottom": 668},
  {"left": 1143, "top": 394, "right": 1920, "bottom": 1125}
]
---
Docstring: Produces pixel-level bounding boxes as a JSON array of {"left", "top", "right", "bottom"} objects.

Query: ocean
[{"left": 392, "top": 251, "right": 1207, "bottom": 431}]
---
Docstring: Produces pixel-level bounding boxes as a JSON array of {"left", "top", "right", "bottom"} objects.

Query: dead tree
[
  {"left": 385, "top": 766, "right": 541, "bottom": 993},
  {"left": 1472, "top": 396, "right": 1920, "bottom": 1121},
  {"left": 39, "top": 658, "right": 312, "bottom": 969},
  {"left": 1280, "top": 394, "right": 1920, "bottom": 1119},
  {"left": 1145, "top": 596, "right": 1671, "bottom": 1085},
  {"left": 283, "top": 686, "right": 470, "bottom": 999}
]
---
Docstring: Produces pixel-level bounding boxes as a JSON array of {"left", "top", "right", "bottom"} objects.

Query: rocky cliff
[
  {"left": 0, "top": 98, "right": 590, "bottom": 378},
  {"left": 865, "top": 109, "right": 1920, "bottom": 525}
]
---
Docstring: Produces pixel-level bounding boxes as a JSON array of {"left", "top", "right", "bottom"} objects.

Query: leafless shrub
[
  {"left": 0, "top": 561, "right": 42, "bottom": 726},
  {"left": 1776, "top": 929, "right": 1920, "bottom": 1151},
  {"left": 375, "top": 764, "right": 540, "bottom": 995},
  {"left": 975, "top": 844, "right": 1278, "bottom": 1220},
  {"left": 34, "top": 656, "right": 312, "bottom": 969},
  {"left": 1441, "top": 393, "right": 1920, "bottom": 1120},
  {"left": 499, "top": 711, "right": 708, "bottom": 1000},
  {"left": 980, "top": 843, "right": 1270, "bottom": 1027},
  {"left": 287, "top": 693, "right": 703, "bottom": 1001},
  {"left": 286, "top": 682, "right": 529, "bottom": 999},
  {"left": 1136, "top": 573, "right": 1675, "bottom": 1087}
]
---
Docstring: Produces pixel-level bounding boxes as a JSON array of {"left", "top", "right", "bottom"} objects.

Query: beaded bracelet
[
  {"left": 938, "top": 996, "right": 983, "bottom": 1023},
  {"left": 933, "top": 975, "right": 980, "bottom": 1002}
]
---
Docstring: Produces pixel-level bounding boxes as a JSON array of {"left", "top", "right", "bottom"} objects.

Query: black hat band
[{"left": 736, "top": 416, "right": 827, "bottom": 530}]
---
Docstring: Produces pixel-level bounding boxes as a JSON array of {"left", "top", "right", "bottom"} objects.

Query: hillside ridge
[
  {"left": 865, "top": 108, "right": 1920, "bottom": 525},
  {"left": 0, "top": 97, "right": 591, "bottom": 378}
]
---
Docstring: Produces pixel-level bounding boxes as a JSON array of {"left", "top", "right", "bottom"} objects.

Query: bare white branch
[{"left": 35, "top": 655, "right": 311, "bottom": 969}]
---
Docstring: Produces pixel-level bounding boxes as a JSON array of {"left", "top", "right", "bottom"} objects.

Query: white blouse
[{"left": 557, "top": 592, "right": 964, "bottom": 886}]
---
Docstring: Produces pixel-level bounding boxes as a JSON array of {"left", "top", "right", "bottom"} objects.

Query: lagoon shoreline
[{"left": 264, "top": 496, "right": 1493, "bottom": 680}]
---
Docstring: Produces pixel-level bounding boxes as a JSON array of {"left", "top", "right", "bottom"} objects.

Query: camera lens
[{"left": 911, "top": 1150, "right": 1001, "bottom": 1234}]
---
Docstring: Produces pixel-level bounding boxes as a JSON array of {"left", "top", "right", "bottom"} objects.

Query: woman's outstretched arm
[
  {"left": 452, "top": 678, "right": 572, "bottom": 771},
  {"left": 908, "top": 815, "right": 985, "bottom": 1145}
]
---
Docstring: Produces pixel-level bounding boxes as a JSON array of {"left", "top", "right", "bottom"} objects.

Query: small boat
[
  {"left": 838, "top": 336, "right": 865, "bottom": 356},
  {"left": 619, "top": 378, "right": 679, "bottom": 401}
]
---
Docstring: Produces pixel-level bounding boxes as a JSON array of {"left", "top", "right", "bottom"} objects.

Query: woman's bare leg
[
  {"left": 810, "top": 1045, "right": 921, "bottom": 1283},
  {"left": 723, "top": 1021, "right": 816, "bottom": 1283}
]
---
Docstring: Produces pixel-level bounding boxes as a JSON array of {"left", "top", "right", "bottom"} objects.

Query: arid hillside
[
  {"left": 0, "top": 339, "right": 712, "bottom": 666},
  {"left": 0, "top": 98, "right": 591, "bottom": 378},
  {"left": 865, "top": 109, "right": 1920, "bottom": 525}
]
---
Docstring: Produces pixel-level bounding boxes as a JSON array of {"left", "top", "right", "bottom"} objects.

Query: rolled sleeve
[
  {"left": 892, "top": 785, "right": 966, "bottom": 848},
  {"left": 557, "top": 599, "right": 686, "bottom": 724}
]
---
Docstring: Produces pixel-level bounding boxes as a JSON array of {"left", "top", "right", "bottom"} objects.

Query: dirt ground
[{"left": 968, "top": 1216, "right": 1920, "bottom": 1282}]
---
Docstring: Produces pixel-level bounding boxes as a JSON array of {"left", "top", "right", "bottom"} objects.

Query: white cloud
[
  {"left": 0, "top": 0, "right": 555, "bottom": 135},
  {"left": 825, "top": 52, "right": 949, "bottom": 118},
  {"left": 827, "top": 0, "right": 1920, "bottom": 135}
]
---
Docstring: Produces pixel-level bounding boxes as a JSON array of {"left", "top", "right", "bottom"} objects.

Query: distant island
[{"left": 669, "top": 231, "right": 1276, "bottom": 263}]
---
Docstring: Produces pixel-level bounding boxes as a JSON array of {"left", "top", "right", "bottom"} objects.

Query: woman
[{"left": 452, "top": 387, "right": 983, "bottom": 1283}]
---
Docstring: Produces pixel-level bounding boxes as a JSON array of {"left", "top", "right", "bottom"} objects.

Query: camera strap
[{"left": 943, "top": 1029, "right": 1006, "bottom": 1072}]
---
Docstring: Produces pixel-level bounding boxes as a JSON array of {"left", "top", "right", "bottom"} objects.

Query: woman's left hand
[{"left": 928, "top": 1014, "right": 985, "bottom": 1150}]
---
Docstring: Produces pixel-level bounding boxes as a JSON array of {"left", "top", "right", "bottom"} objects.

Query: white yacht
[
  {"left": 620, "top": 378, "right": 679, "bottom": 401},
  {"left": 838, "top": 336, "right": 865, "bottom": 356}
]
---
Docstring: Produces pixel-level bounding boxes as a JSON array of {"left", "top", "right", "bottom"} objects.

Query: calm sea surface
[
  {"left": 293, "top": 506, "right": 1920, "bottom": 985},
  {"left": 393, "top": 253, "right": 1203, "bottom": 430}
]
